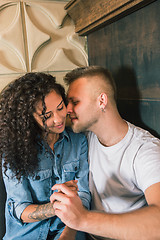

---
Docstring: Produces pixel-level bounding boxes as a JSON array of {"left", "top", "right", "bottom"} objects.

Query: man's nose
[{"left": 67, "top": 102, "right": 73, "bottom": 114}]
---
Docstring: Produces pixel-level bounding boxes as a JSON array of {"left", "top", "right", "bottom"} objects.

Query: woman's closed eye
[
  {"left": 57, "top": 105, "right": 64, "bottom": 111},
  {"left": 57, "top": 101, "right": 65, "bottom": 111}
]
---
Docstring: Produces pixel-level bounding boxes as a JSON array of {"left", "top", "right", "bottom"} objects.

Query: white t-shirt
[{"left": 87, "top": 122, "right": 160, "bottom": 214}]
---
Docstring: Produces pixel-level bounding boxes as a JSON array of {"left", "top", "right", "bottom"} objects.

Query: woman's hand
[
  {"left": 51, "top": 184, "right": 88, "bottom": 230},
  {"left": 58, "top": 226, "right": 76, "bottom": 240},
  {"left": 50, "top": 180, "right": 78, "bottom": 203}
]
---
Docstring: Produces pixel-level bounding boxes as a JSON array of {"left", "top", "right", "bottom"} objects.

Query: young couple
[{"left": 1, "top": 66, "right": 160, "bottom": 240}]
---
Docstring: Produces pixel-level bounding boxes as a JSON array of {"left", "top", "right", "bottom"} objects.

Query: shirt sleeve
[
  {"left": 3, "top": 167, "right": 33, "bottom": 223},
  {"left": 134, "top": 139, "right": 160, "bottom": 192},
  {"left": 75, "top": 134, "right": 91, "bottom": 209}
]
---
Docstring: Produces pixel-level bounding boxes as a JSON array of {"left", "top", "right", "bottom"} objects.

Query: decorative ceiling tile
[
  {"left": 0, "top": 0, "right": 88, "bottom": 91},
  {"left": 0, "top": 74, "right": 22, "bottom": 92},
  {"left": 26, "top": 1, "right": 68, "bottom": 29},
  {"left": 67, "top": 33, "right": 88, "bottom": 65},
  {"left": 37, "top": 48, "right": 80, "bottom": 72},
  {"left": 23, "top": 2, "right": 51, "bottom": 71},
  {"left": 0, "top": 2, "right": 26, "bottom": 72}
]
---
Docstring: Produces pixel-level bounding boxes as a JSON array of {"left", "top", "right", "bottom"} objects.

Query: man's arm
[{"left": 52, "top": 182, "right": 160, "bottom": 240}]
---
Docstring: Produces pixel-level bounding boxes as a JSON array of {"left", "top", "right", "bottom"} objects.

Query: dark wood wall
[{"left": 88, "top": 0, "right": 160, "bottom": 137}]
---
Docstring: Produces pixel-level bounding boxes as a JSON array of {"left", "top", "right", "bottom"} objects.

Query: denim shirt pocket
[
  {"left": 28, "top": 169, "right": 52, "bottom": 203},
  {"left": 31, "top": 169, "right": 52, "bottom": 181},
  {"left": 62, "top": 161, "right": 80, "bottom": 181}
]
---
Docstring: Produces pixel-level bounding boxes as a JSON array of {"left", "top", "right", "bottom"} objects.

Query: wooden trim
[{"left": 65, "top": 0, "right": 157, "bottom": 35}]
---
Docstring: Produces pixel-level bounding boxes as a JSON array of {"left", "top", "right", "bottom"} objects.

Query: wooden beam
[{"left": 65, "top": 0, "right": 157, "bottom": 36}]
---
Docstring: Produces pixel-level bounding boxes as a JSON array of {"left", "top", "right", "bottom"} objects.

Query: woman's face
[{"left": 33, "top": 90, "right": 67, "bottom": 134}]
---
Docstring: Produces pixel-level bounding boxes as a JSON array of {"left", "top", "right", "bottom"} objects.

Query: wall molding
[{"left": 65, "top": 0, "right": 157, "bottom": 36}]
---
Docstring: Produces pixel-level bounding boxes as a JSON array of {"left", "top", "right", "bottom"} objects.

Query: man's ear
[{"left": 98, "top": 93, "right": 107, "bottom": 110}]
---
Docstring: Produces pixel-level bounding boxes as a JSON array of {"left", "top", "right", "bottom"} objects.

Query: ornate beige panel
[
  {"left": 0, "top": 0, "right": 88, "bottom": 91},
  {"left": 0, "top": 2, "right": 26, "bottom": 73}
]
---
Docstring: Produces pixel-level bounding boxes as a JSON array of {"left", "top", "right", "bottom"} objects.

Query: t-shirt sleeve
[{"left": 134, "top": 139, "right": 160, "bottom": 192}]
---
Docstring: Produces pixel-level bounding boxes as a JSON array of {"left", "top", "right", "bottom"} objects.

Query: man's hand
[
  {"left": 51, "top": 183, "right": 88, "bottom": 230},
  {"left": 50, "top": 180, "right": 78, "bottom": 203}
]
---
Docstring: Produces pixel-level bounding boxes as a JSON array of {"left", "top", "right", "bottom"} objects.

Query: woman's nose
[{"left": 52, "top": 113, "right": 62, "bottom": 123}]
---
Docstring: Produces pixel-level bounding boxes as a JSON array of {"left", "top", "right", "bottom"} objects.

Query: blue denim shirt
[{"left": 3, "top": 127, "right": 91, "bottom": 240}]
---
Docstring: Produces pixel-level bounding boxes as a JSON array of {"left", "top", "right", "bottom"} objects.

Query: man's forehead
[
  {"left": 67, "top": 91, "right": 79, "bottom": 100},
  {"left": 67, "top": 86, "right": 84, "bottom": 100},
  {"left": 68, "top": 77, "right": 89, "bottom": 92}
]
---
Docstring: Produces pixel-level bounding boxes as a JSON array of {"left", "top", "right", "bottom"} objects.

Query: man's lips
[{"left": 70, "top": 116, "right": 78, "bottom": 123}]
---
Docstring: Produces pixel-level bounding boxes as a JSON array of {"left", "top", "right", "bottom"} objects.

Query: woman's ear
[{"left": 98, "top": 93, "right": 107, "bottom": 111}]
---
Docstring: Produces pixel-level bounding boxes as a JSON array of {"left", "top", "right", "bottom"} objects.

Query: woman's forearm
[{"left": 21, "top": 202, "right": 55, "bottom": 223}]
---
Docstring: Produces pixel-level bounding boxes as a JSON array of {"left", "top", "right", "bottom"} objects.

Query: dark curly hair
[{"left": 0, "top": 72, "right": 67, "bottom": 181}]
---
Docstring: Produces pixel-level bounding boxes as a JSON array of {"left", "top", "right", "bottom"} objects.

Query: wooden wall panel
[
  {"left": 88, "top": 0, "right": 160, "bottom": 137},
  {"left": 65, "top": 0, "right": 156, "bottom": 35}
]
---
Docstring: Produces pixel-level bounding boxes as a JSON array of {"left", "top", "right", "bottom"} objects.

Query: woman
[{"left": 0, "top": 72, "right": 90, "bottom": 240}]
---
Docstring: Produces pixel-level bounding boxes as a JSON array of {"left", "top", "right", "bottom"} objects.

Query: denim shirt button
[
  {"left": 75, "top": 166, "right": 77, "bottom": 171},
  {"left": 57, "top": 154, "right": 60, "bottom": 158},
  {"left": 55, "top": 177, "right": 59, "bottom": 180},
  {"left": 35, "top": 175, "right": 40, "bottom": 180}
]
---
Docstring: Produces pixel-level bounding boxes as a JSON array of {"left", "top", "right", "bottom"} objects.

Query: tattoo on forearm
[{"left": 28, "top": 202, "right": 55, "bottom": 221}]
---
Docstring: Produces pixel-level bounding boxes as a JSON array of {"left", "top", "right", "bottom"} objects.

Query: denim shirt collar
[
  {"left": 38, "top": 128, "right": 70, "bottom": 148},
  {"left": 58, "top": 128, "right": 70, "bottom": 142}
]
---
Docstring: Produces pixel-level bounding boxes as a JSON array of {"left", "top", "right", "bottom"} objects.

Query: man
[{"left": 50, "top": 66, "right": 160, "bottom": 239}]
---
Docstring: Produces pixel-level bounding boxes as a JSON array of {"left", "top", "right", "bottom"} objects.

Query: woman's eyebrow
[{"left": 57, "top": 100, "right": 63, "bottom": 108}]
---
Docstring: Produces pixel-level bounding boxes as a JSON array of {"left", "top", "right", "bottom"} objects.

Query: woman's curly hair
[{"left": 0, "top": 72, "right": 67, "bottom": 181}]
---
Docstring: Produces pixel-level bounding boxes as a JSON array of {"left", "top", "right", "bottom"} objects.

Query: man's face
[
  {"left": 67, "top": 77, "right": 99, "bottom": 133},
  {"left": 33, "top": 90, "right": 67, "bottom": 134}
]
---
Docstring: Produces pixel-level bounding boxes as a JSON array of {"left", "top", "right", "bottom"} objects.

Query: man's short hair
[{"left": 64, "top": 66, "right": 117, "bottom": 101}]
